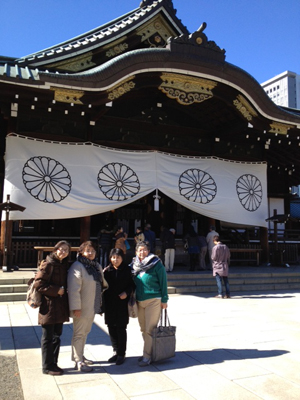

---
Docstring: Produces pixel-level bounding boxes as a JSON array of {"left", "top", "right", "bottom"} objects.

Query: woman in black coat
[{"left": 103, "top": 248, "right": 135, "bottom": 365}]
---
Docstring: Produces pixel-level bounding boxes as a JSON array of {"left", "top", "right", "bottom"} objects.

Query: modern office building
[{"left": 261, "top": 71, "right": 300, "bottom": 109}]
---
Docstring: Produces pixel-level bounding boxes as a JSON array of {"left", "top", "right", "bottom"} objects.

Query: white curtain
[{"left": 3, "top": 135, "right": 268, "bottom": 227}]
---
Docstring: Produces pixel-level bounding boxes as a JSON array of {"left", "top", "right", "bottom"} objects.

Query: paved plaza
[{"left": 1, "top": 286, "right": 300, "bottom": 400}]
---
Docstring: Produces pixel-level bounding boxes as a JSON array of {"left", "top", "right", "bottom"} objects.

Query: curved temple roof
[{"left": 0, "top": 0, "right": 300, "bottom": 186}]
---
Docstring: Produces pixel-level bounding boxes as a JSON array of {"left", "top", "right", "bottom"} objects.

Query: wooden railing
[
  {"left": 8, "top": 237, "right": 300, "bottom": 268},
  {"left": 11, "top": 239, "right": 80, "bottom": 268}
]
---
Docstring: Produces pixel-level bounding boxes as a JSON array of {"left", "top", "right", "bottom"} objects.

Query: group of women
[{"left": 34, "top": 239, "right": 168, "bottom": 375}]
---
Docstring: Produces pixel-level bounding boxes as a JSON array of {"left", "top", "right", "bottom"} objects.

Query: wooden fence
[
  {"left": 7, "top": 238, "right": 300, "bottom": 268},
  {"left": 11, "top": 239, "right": 80, "bottom": 268}
]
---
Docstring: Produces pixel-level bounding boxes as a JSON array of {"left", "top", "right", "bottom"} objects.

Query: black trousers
[
  {"left": 189, "top": 253, "right": 198, "bottom": 270},
  {"left": 108, "top": 325, "right": 127, "bottom": 357},
  {"left": 41, "top": 323, "right": 63, "bottom": 371}
]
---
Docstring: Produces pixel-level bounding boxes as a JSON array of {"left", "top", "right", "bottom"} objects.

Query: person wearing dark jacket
[
  {"left": 97, "top": 224, "right": 113, "bottom": 267},
  {"left": 144, "top": 224, "right": 156, "bottom": 254},
  {"left": 184, "top": 225, "right": 200, "bottom": 271},
  {"left": 103, "top": 248, "right": 135, "bottom": 365},
  {"left": 34, "top": 240, "right": 71, "bottom": 376}
]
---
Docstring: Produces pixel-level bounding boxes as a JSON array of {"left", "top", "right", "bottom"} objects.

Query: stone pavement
[{"left": 1, "top": 286, "right": 300, "bottom": 400}]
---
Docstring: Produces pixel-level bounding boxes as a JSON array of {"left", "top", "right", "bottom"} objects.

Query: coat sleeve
[
  {"left": 34, "top": 260, "right": 59, "bottom": 297},
  {"left": 124, "top": 267, "right": 135, "bottom": 297},
  {"left": 67, "top": 262, "right": 83, "bottom": 311},
  {"left": 211, "top": 246, "right": 216, "bottom": 261}
]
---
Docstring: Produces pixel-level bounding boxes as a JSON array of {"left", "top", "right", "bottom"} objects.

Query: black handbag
[{"left": 152, "top": 309, "right": 176, "bottom": 362}]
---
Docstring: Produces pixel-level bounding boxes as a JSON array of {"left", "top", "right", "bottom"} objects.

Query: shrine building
[{"left": 1, "top": 0, "right": 300, "bottom": 267}]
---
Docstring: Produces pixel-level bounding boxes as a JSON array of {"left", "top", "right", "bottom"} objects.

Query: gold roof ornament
[
  {"left": 159, "top": 73, "right": 217, "bottom": 105},
  {"left": 51, "top": 88, "right": 84, "bottom": 104},
  {"left": 107, "top": 76, "right": 136, "bottom": 100},
  {"left": 233, "top": 95, "right": 258, "bottom": 121},
  {"left": 136, "top": 15, "right": 177, "bottom": 47},
  {"left": 47, "top": 52, "right": 95, "bottom": 72},
  {"left": 269, "top": 122, "right": 294, "bottom": 135}
]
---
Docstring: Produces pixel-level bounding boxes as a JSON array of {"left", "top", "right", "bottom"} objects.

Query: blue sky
[{"left": 0, "top": 0, "right": 299, "bottom": 84}]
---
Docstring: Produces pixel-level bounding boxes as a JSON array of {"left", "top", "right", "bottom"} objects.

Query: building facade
[
  {"left": 1, "top": 0, "right": 300, "bottom": 266},
  {"left": 261, "top": 71, "right": 300, "bottom": 110}
]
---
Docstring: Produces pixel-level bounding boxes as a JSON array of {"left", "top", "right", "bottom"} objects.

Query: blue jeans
[{"left": 215, "top": 274, "right": 230, "bottom": 296}]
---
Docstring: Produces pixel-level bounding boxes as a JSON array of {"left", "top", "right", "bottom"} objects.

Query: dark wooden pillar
[
  {"left": 260, "top": 226, "right": 269, "bottom": 263},
  {"left": 1, "top": 116, "right": 16, "bottom": 267},
  {"left": 0, "top": 220, "right": 13, "bottom": 267},
  {"left": 80, "top": 216, "right": 91, "bottom": 243}
]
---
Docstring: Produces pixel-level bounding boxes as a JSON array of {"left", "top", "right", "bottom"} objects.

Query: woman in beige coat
[{"left": 68, "top": 241, "right": 108, "bottom": 372}]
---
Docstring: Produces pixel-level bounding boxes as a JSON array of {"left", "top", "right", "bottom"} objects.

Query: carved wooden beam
[{"left": 159, "top": 73, "right": 217, "bottom": 105}]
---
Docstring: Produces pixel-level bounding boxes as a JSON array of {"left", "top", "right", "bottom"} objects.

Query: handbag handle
[{"left": 159, "top": 309, "right": 171, "bottom": 327}]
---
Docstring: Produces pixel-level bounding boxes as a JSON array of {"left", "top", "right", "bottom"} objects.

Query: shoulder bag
[{"left": 26, "top": 263, "right": 53, "bottom": 309}]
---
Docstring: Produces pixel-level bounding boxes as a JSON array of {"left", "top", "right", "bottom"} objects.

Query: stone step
[
  {"left": 1, "top": 270, "right": 300, "bottom": 301},
  {"left": 0, "top": 292, "right": 28, "bottom": 302},
  {"left": 167, "top": 276, "right": 300, "bottom": 287},
  {"left": 170, "top": 282, "right": 300, "bottom": 294},
  {"left": 0, "top": 284, "right": 28, "bottom": 293}
]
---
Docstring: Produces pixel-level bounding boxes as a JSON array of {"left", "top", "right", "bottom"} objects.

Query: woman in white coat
[{"left": 68, "top": 241, "right": 108, "bottom": 372}]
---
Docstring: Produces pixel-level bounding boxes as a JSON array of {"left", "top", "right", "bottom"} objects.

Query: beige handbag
[{"left": 152, "top": 309, "right": 176, "bottom": 362}]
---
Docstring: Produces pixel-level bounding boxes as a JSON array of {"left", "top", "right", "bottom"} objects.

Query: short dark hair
[
  {"left": 109, "top": 247, "right": 124, "bottom": 261},
  {"left": 213, "top": 235, "right": 220, "bottom": 242}
]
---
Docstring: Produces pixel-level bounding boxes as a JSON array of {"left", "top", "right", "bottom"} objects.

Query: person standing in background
[
  {"left": 164, "top": 228, "right": 176, "bottom": 272},
  {"left": 159, "top": 225, "right": 169, "bottom": 263},
  {"left": 134, "top": 227, "right": 145, "bottom": 244},
  {"left": 144, "top": 224, "right": 156, "bottom": 254},
  {"left": 97, "top": 224, "right": 113, "bottom": 267},
  {"left": 184, "top": 225, "right": 200, "bottom": 271},
  {"left": 206, "top": 226, "right": 219, "bottom": 270},
  {"left": 211, "top": 236, "right": 231, "bottom": 298},
  {"left": 114, "top": 226, "right": 128, "bottom": 255},
  {"left": 198, "top": 230, "right": 208, "bottom": 271}
]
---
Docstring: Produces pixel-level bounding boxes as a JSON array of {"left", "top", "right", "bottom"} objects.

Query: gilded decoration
[
  {"left": 51, "top": 88, "right": 84, "bottom": 104},
  {"left": 106, "top": 42, "right": 129, "bottom": 58},
  {"left": 47, "top": 52, "right": 95, "bottom": 72},
  {"left": 269, "top": 122, "right": 293, "bottom": 135},
  {"left": 233, "top": 95, "right": 258, "bottom": 121},
  {"left": 159, "top": 73, "right": 217, "bottom": 105},
  {"left": 167, "top": 23, "right": 226, "bottom": 61},
  {"left": 107, "top": 77, "right": 136, "bottom": 100},
  {"left": 136, "top": 16, "right": 176, "bottom": 47}
]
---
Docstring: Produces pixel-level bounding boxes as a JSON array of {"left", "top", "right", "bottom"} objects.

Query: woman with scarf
[
  {"left": 34, "top": 240, "right": 71, "bottom": 375},
  {"left": 68, "top": 241, "right": 108, "bottom": 372},
  {"left": 131, "top": 241, "right": 168, "bottom": 367},
  {"left": 103, "top": 248, "right": 135, "bottom": 365}
]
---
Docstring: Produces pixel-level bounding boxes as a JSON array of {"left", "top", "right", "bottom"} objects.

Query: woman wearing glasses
[
  {"left": 68, "top": 241, "right": 108, "bottom": 372},
  {"left": 131, "top": 241, "right": 168, "bottom": 367},
  {"left": 34, "top": 240, "right": 71, "bottom": 375}
]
